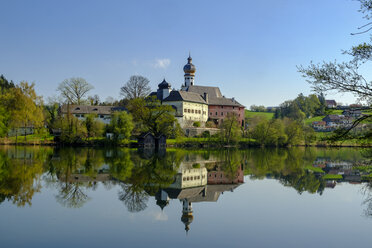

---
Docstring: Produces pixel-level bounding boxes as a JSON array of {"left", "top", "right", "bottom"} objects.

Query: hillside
[{"left": 245, "top": 110, "right": 274, "bottom": 120}]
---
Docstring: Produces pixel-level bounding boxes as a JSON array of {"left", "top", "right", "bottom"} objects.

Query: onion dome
[
  {"left": 183, "top": 55, "right": 196, "bottom": 75},
  {"left": 181, "top": 212, "right": 194, "bottom": 233},
  {"left": 158, "top": 78, "right": 171, "bottom": 89}
]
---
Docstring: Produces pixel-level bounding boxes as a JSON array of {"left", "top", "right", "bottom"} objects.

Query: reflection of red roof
[
  {"left": 313, "top": 163, "right": 326, "bottom": 168},
  {"left": 312, "top": 121, "right": 326, "bottom": 125},
  {"left": 326, "top": 100, "right": 337, "bottom": 106}
]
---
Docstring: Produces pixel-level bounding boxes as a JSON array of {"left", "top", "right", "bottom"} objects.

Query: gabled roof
[
  {"left": 187, "top": 85, "right": 222, "bottom": 98},
  {"left": 60, "top": 105, "right": 127, "bottom": 115},
  {"left": 163, "top": 91, "right": 207, "bottom": 104},
  {"left": 208, "top": 96, "right": 244, "bottom": 107},
  {"left": 186, "top": 85, "right": 244, "bottom": 107}
]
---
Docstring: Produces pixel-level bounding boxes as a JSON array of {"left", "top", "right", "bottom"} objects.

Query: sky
[{"left": 0, "top": 0, "right": 370, "bottom": 107}]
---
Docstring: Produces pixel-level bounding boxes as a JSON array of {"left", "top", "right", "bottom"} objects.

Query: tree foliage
[
  {"left": 127, "top": 96, "right": 176, "bottom": 137},
  {"left": 275, "top": 93, "right": 323, "bottom": 121},
  {"left": 84, "top": 114, "right": 104, "bottom": 139},
  {"left": 0, "top": 80, "right": 44, "bottom": 141},
  {"left": 220, "top": 113, "right": 241, "bottom": 144},
  {"left": 109, "top": 111, "right": 134, "bottom": 143}
]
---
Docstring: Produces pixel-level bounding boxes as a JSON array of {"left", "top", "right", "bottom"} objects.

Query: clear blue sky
[{"left": 0, "top": 0, "right": 370, "bottom": 107}]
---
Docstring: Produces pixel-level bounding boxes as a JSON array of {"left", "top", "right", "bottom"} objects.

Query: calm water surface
[{"left": 0, "top": 146, "right": 371, "bottom": 248}]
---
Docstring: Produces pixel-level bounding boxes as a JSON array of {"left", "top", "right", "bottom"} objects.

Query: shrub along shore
[{"left": 1, "top": 135, "right": 370, "bottom": 148}]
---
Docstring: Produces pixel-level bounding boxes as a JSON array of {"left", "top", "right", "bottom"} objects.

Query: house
[
  {"left": 137, "top": 132, "right": 167, "bottom": 149},
  {"left": 150, "top": 55, "right": 245, "bottom": 128},
  {"left": 180, "top": 56, "right": 245, "bottom": 127},
  {"left": 7, "top": 126, "right": 35, "bottom": 137},
  {"left": 137, "top": 132, "right": 156, "bottom": 148},
  {"left": 325, "top": 100, "right": 337, "bottom": 108},
  {"left": 60, "top": 105, "right": 127, "bottom": 124},
  {"left": 322, "top": 115, "right": 341, "bottom": 127},
  {"left": 207, "top": 164, "right": 244, "bottom": 184},
  {"left": 186, "top": 85, "right": 245, "bottom": 126},
  {"left": 162, "top": 90, "right": 209, "bottom": 127},
  {"left": 312, "top": 121, "right": 328, "bottom": 131},
  {"left": 342, "top": 109, "right": 363, "bottom": 118}
]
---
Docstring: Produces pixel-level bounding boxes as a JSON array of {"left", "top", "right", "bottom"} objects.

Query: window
[
  {"left": 216, "top": 112, "right": 218, "bottom": 116},
  {"left": 221, "top": 112, "right": 223, "bottom": 116},
  {"left": 100, "top": 115, "right": 104, "bottom": 118},
  {"left": 221, "top": 106, "right": 223, "bottom": 109},
  {"left": 210, "top": 112, "right": 212, "bottom": 115},
  {"left": 184, "top": 109, "right": 187, "bottom": 112},
  {"left": 192, "top": 109, "right": 194, "bottom": 113},
  {"left": 233, "top": 106, "right": 235, "bottom": 109},
  {"left": 188, "top": 109, "right": 191, "bottom": 113}
]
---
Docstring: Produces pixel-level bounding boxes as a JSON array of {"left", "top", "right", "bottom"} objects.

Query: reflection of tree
[
  {"left": 216, "top": 149, "right": 243, "bottom": 181},
  {"left": 56, "top": 182, "right": 89, "bottom": 208},
  {"left": 110, "top": 149, "right": 181, "bottom": 212},
  {"left": 243, "top": 148, "right": 325, "bottom": 194},
  {"left": 0, "top": 147, "right": 52, "bottom": 206},
  {"left": 361, "top": 181, "right": 372, "bottom": 218},
  {"left": 50, "top": 148, "right": 106, "bottom": 208},
  {"left": 118, "top": 183, "right": 149, "bottom": 212}
]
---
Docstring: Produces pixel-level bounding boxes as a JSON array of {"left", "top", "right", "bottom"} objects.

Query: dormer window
[{"left": 75, "top": 107, "right": 80, "bottom": 110}]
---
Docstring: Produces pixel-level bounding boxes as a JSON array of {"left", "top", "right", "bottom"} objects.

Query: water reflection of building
[
  {"left": 154, "top": 162, "right": 243, "bottom": 233},
  {"left": 208, "top": 164, "right": 244, "bottom": 184}
]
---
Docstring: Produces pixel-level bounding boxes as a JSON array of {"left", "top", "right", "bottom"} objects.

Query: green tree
[
  {"left": 84, "top": 114, "right": 104, "bottom": 139},
  {"left": 2, "top": 82, "right": 45, "bottom": 142},
  {"left": 303, "top": 126, "right": 316, "bottom": 145},
  {"left": 110, "top": 111, "right": 134, "bottom": 143},
  {"left": 0, "top": 75, "right": 15, "bottom": 94},
  {"left": 55, "top": 114, "right": 88, "bottom": 144},
  {"left": 220, "top": 113, "right": 241, "bottom": 144},
  {"left": 251, "top": 119, "right": 288, "bottom": 146},
  {"left": 127, "top": 96, "right": 176, "bottom": 137},
  {"left": 284, "top": 118, "right": 304, "bottom": 145}
]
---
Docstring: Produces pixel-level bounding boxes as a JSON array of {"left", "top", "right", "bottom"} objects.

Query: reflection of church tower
[
  {"left": 181, "top": 199, "right": 193, "bottom": 234},
  {"left": 155, "top": 190, "right": 170, "bottom": 210},
  {"left": 182, "top": 54, "right": 196, "bottom": 90}
]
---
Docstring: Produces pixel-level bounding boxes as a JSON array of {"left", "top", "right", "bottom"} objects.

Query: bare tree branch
[
  {"left": 120, "top": 75, "right": 151, "bottom": 100},
  {"left": 57, "top": 77, "right": 93, "bottom": 105}
]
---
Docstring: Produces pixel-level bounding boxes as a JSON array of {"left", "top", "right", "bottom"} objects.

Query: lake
[{"left": 0, "top": 146, "right": 371, "bottom": 247}]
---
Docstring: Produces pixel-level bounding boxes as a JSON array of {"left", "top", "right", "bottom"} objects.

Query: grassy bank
[
  {"left": 245, "top": 110, "right": 274, "bottom": 120},
  {"left": 1, "top": 133, "right": 370, "bottom": 148}
]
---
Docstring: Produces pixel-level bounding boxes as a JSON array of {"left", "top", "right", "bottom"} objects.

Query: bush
[
  {"left": 206, "top": 121, "right": 216, "bottom": 128},
  {"left": 201, "top": 131, "right": 210, "bottom": 138},
  {"left": 193, "top": 121, "right": 201, "bottom": 127}
]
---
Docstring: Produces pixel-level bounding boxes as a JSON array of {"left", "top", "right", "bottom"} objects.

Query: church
[{"left": 151, "top": 55, "right": 245, "bottom": 128}]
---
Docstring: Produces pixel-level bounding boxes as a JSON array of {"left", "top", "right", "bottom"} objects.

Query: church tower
[{"left": 182, "top": 54, "right": 196, "bottom": 89}]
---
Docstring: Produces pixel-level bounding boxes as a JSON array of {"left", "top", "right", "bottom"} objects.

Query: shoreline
[{"left": 0, "top": 140, "right": 370, "bottom": 148}]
